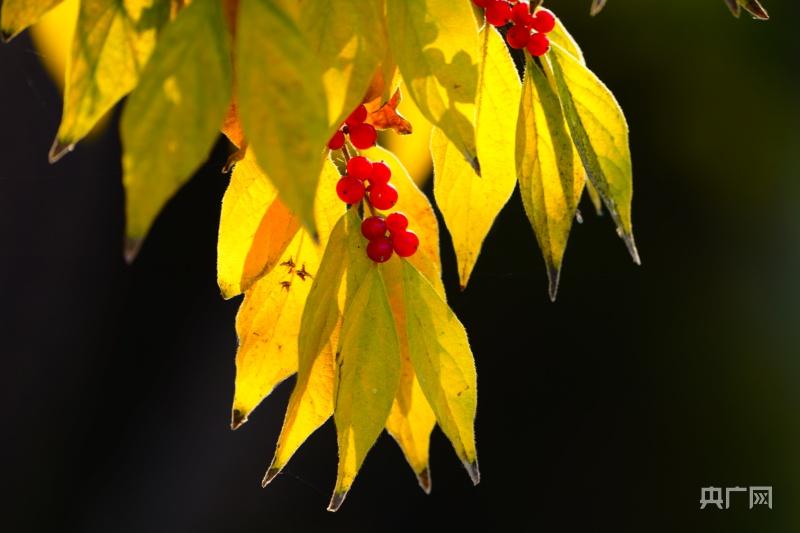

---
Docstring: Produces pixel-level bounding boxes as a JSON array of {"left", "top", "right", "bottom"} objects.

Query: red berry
[
  {"left": 532, "top": 8, "right": 556, "bottom": 33},
  {"left": 385, "top": 212, "right": 408, "bottom": 234},
  {"left": 510, "top": 3, "right": 534, "bottom": 25},
  {"left": 392, "top": 230, "right": 419, "bottom": 258},
  {"left": 527, "top": 32, "right": 550, "bottom": 57},
  {"left": 368, "top": 183, "right": 398, "bottom": 210},
  {"left": 485, "top": 1, "right": 511, "bottom": 27},
  {"left": 328, "top": 130, "right": 345, "bottom": 150},
  {"left": 361, "top": 216, "right": 387, "bottom": 240},
  {"left": 367, "top": 237, "right": 393, "bottom": 263},
  {"left": 347, "top": 156, "right": 373, "bottom": 180},
  {"left": 370, "top": 161, "right": 391, "bottom": 185},
  {"left": 336, "top": 176, "right": 365, "bottom": 204},
  {"left": 349, "top": 123, "right": 377, "bottom": 149},
  {"left": 345, "top": 104, "right": 368, "bottom": 127},
  {"left": 506, "top": 24, "right": 531, "bottom": 49},
  {"left": 472, "top": 0, "right": 492, "bottom": 7}
]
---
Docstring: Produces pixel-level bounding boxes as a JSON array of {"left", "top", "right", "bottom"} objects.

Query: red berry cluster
[
  {"left": 327, "top": 105, "right": 377, "bottom": 151},
  {"left": 362, "top": 212, "right": 419, "bottom": 263},
  {"left": 473, "top": 1, "right": 556, "bottom": 57}
]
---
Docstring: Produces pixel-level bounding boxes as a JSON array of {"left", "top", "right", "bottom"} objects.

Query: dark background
[{"left": 2, "top": 1, "right": 799, "bottom": 531}]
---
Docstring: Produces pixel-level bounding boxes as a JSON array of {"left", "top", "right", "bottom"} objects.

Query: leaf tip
[
  {"left": 1, "top": 29, "right": 14, "bottom": 43},
  {"left": 416, "top": 468, "right": 432, "bottom": 494},
  {"left": 546, "top": 263, "right": 562, "bottom": 302},
  {"left": 326, "top": 490, "right": 348, "bottom": 512},
  {"left": 463, "top": 459, "right": 481, "bottom": 486},
  {"left": 124, "top": 237, "right": 143, "bottom": 264},
  {"left": 261, "top": 463, "right": 281, "bottom": 487},
  {"left": 231, "top": 408, "right": 248, "bottom": 430},
  {"left": 48, "top": 137, "right": 75, "bottom": 164}
]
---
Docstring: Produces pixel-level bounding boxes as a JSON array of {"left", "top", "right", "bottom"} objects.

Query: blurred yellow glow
[
  {"left": 382, "top": 90, "right": 433, "bottom": 188},
  {"left": 29, "top": 0, "right": 78, "bottom": 89}
]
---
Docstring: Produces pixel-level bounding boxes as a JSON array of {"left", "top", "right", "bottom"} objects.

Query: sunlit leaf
[
  {"left": 236, "top": 0, "right": 329, "bottom": 237},
  {"left": 386, "top": 0, "right": 479, "bottom": 167},
  {"left": 549, "top": 16, "right": 585, "bottom": 64},
  {"left": 367, "top": 89, "right": 413, "bottom": 135},
  {"left": 50, "top": 0, "right": 168, "bottom": 161},
  {"left": 548, "top": 44, "right": 640, "bottom": 264},
  {"left": 381, "top": 89, "right": 434, "bottom": 188},
  {"left": 121, "top": 0, "right": 231, "bottom": 257},
  {"left": 433, "top": 26, "right": 519, "bottom": 289},
  {"left": 1, "top": 0, "right": 64, "bottom": 41}
]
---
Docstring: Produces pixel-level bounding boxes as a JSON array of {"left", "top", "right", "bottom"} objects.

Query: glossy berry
[
  {"left": 506, "top": 24, "right": 531, "bottom": 49},
  {"left": 367, "top": 237, "right": 393, "bottom": 263},
  {"left": 392, "top": 230, "right": 419, "bottom": 258},
  {"left": 368, "top": 183, "right": 398, "bottom": 210},
  {"left": 336, "top": 176, "right": 365, "bottom": 204},
  {"left": 349, "top": 123, "right": 377, "bottom": 149},
  {"left": 361, "top": 216, "right": 387, "bottom": 240},
  {"left": 527, "top": 32, "right": 550, "bottom": 57},
  {"left": 472, "top": 0, "right": 492, "bottom": 7},
  {"left": 485, "top": 1, "right": 511, "bottom": 27},
  {"left": 345, "top": 104, "right": 368, "bottom": 127},
  {"left": 532, "top": 8, "right": 556, "bottom": 33},
  {"left": 328, "top": 130, "right": 345, "bottom": 150},
  {"left": 370, "top": 161, "right": 391, "bottom": 185},
  {"left": 385, "top": 212, "right": 408, "bottom": 234},
  {"left": 347, "top": 156, "right": 373, "bottom": 181},
  {"left": 510, "top": 2, "right": 534, "bottom": 26}
]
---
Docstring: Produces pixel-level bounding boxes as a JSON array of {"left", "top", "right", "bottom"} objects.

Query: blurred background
[{"left": 1, "top": 0, "right": 799, "bottom": 531}]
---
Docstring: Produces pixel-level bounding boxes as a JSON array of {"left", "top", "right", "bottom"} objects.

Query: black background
[{"left": 2, "top": 1, "right": 799, "bottom": 531}]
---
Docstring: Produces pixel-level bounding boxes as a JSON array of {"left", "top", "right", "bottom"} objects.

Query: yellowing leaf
[
  {"left": 517, "top": 58, "right": 585, "bottom": 301},
  {"left": 386, "top": 0, "right": 479, "bottom": 167},
  {"left": 381, "top": 89, "right": 433, "bottom": 188},
  {"left": 400, "top": 260, "right": 479, "bottom": 483},
  {"left": 432, "top": 26, "right": 519, "bottom": 289},
  {"left": 549, "top": 16, "right": 585, "bottom": 64},
  {"left": 329, "top": 266, "right": 401, "bottom": 511},
  {"left": 301, "top": 0, "right": 386, "bottom": 128},
  {"left": 548, "top": 45, "right": 640, "bottom": 264},
  {"left": 51, "top": 0, "right": 168, "bottom": 160},
  {"left": 217, "top": 150, "right": 306, "bottom": 299},
  {"left": 29, "top": 0, "right": 79, "bottom": 90},
  {"left": 367, "top": 89, "right": 413, "bottom": 135},
  {"left": 121, "top": 0, "right": 231, "bottom": 257},
  {"left": 236, "top": 0, "right": 328, "bottom": 237},
  {"left": 1, "top": 0, "right": 64, "bottom": 41}
]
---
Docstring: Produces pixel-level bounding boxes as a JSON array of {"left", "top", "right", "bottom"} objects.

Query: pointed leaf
[
  {"left": 386, "top": 0, "right": 479, "bottom": 166},
  {"left": 549, "top": 16, "right": 585, "bottom": 65},
  {"left": 52, "top": 0, "right": 168, "bottom": 158},
  {"left": 1, "top": 0, "right": 64, "bottom": 41},
  {"left": 433, "top": 26, "right": 519, "bottom": 289},
  {"left": 236, "top": 0, "right": 328, "bottom": 236},
  {"left": 121, "top": 0, "right": 231, "bottom": 255},
  {"left": 548, "top": 45, "right": 639, "bottom": 264}
]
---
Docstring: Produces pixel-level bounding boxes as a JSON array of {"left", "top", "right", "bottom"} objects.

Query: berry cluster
[
  {"left": 327, "top": 105, "right": 377, "bottom": 151},
  {"left": 473, "top": 1, "right": 557, "bottom": 57},
  {"left": 362, "top": 212, "right": 419, "bottom": 263}
]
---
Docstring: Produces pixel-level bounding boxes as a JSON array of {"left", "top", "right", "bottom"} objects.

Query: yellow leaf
[
  {"left": 236, "top": 0, "right": 329, "bottom": 237},
  {"left": 301, "top": 0, "right": 386, "bottom": 128},
  {"left": 329, "top": 266, "right": 401, "bottom": 511},
  {"left": 516, "top": 58, "right": 585, "bottom": 301},
  {"left": 217, "top": 150, "right": 305, "bottom": 299},
  {"left": 382, "top": 87, "right": 433, "bottom": 188},
  {"left": 548, "top": 45, "right": 640, "bottom": 264},
  {"left": 432, "top": 26, "right": 519, "bottom": 289},
  {"left": 548, "top": 15, "right": 585, "bottom": 65},
  {"left": 29, "top": 0, "right": 79, "bottom": 90},
  {"left": 50, "top": 0, "right": 168, "bottom": 160},
  {"left": 121, "top": 0, "right": 231, "bottom": 257},
  {"left": 400, "top": 260, "right": 478, "bottom": 484},
  {"left": 1, "top": 0, "right": 64, "bottom": 41},
  {"left": 386, "top": 0, "right": 479, "bottom": 167}
]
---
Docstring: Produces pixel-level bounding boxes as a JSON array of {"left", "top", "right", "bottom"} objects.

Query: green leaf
[
  {"left": 121, "top": 0, "right": 231, "bottom": 257},
  {"left": 548, "top": 45, "right": 640, "bottom": 264},
  {"left": 1, "top": 0, "right": 64, "bottom": 41},
  {"left": 50, "top": 0, "right": 169, "bottom": 160},
  {"left": 517, "top": 58, "right": 585, "bottom": 301},
  {"left": 400, "top": 260, "right": 479, "bottom": 484},
  {"left": 301, "top": 0, "right": 386, "bottom": 127},
  {"left": 386, "top": 0, "right": 479, "bottom": 167},
  {"left": 236, "top": 0, "right": 329, "bottom": 238},
  {"left": 432, "top": 26, "right": 519, "bottom": 289},
  {"left": 329, "top": 266, "right": 401, "bottom": 511}
]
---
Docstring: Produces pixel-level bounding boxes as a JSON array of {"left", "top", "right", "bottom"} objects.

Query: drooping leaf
[
  {"left": 517, "top": 58, "right": 585, "bottom": 301},
  {"left": 236, "top": 0, "right": 328, "bottom": 237},
  {"left": 548, "top": 44, "right": 640, "bottom": 264},
  {"left": 301, "top": 0, "right": 386, "bottom": 128},
  {"left": 386, "top": 0, "right": 479, "bottom": 167},
  {"left": 120, "top": 0, "right": 231, "bottom": 258},
  {"left": 329, "top": 266, "right": 401, "bottom": 511},
  {"left": 50, "top": 0, "right": 168, "bottom": 161},
  {"left": 400, "top": 260, "right": 479, "bottom": 484},
  {"left": 432, "top": 26, "right": 519, "bottom": 289},
  {"left": 1, "top": 0, "right": 64, "bottom": 41},
  {"left": 549, "top": 16, "right": 585, "bottom": 65}
]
